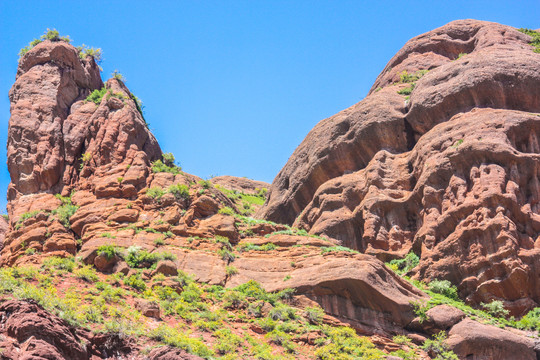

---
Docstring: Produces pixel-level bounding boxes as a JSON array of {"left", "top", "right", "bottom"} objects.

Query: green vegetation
[
  {"left": 19, "top": 28, "right": 72, "bottom": 58},
  {"left": 516, "top": 307, "right": 540, "bottom": 332},
  {"left": 422, "top": 331, "right": 459, "bottom": 360},
  {"left": 428, "top": 279, "right": 459, "bottom": 300},
  {"left": 225, "top": 265, "right": 238, "bottom": 276},
  {"left": 320, "top": 246, "right": 359, "bottom": 254},
  {"left": 146, "top": 187, "right": 165, "bottom": 200},
  {"left": 456, "top": 52, "right": 467, "bottom": 60},
  {"left": 518, "top": 28, "right": 540, "bottom": 53},
  {"left": 130, "top": 94, "right": 147, "bottom": 126},
  {"left": 238, "top": 242, "right": 277, "bottom": 252},
  {"left": 86, "top": 87, "right": 108, "bottom": 104},
  {"left": 305, "top": 306, "right": 325, "bottom": 324},
  {"left": 124, "top": 273, "right": 147, "bottom": 291},
  {"left": 314, "top": 326, "right": 385, "bottom": 360},
  {"left": 112, "top": 69, "right": 124, "bottom": 80},
  {"left": 80, "top": 152, "right": 92, "bottom": 171},
  {"left": 397, "top": 83, "right": 415, "bottom": 95},
  {"left": 125, "top": 246, "right": 176, "bottom": 269},
  {"left": 74, "top": 265, "right": 99, "bottom": 282},
  {"left": 97, "top": 245, "right": 123, "bottom": 260},
  {"left": 399, "top": 69, "right": 428, "bottom": 83},
  {"left": 481, "top": 300, "right": 509, "bottom": 318},
  {"left": 14, "top": 210, "right": 44, "bottom": 230},
  {"left": 396, "top": 69, "right": 428, "bottom": 96},
  {"left": 167, "top": 184, "right": 190, "bottom": 200},
  {"left": 77, "top": 44, "right": 102, "bottom": 63},
  {"left": 387, "top": 252, "right": 420, "bottom": 275},
  {"left": 151, "top": 153, "right": 182, "bottom": 175},
  {"left": 0, "top": 260, "right": 394, "bottom": 359},
  {"left": 85, "top": 86, "right": 125, "bottom": 105},
  {"left": 215, "top": 184, "right": 267, "bottom": 216},
  {"left": 51, "top": 193, "right": 79, "bottom": 229}
]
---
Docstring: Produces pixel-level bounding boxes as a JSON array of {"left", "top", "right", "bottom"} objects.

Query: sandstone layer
[{"left": 259, "top": 19, "right": 540, "bottom": 315}]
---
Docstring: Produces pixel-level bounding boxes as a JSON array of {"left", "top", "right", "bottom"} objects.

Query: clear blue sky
[{"left": 1, "top": 1, "right": 538, "bottom": 213}]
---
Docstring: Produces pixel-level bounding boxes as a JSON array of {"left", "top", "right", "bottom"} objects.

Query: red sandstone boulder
[{"left": 447, "top": 318, "right": 539, "bottom": 360}]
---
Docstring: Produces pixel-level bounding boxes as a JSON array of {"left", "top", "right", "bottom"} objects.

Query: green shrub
[
  {"left": 74, "top": 265, "right": 99, "bottom": 283},
  {"left": 146, "top": 187, "right": 165, "bottom": 201},
  {"left": 411, "top": 299, "right": 430, "bottom": 323},
  {"left": 218, "top": 248, "right": 236, "bottom": 262},
  {"left": 86, "top": 86, "right": 108, "bottom": 104},
  {"left": 167, "top": 184, "right": 190, "bottom": 200},
  {"left": 314, "top": 326, "right": 385, "bottom": 360},
  {"left": 78, "top": 45, "right": 102, "bottom": 63},
  {"left": 151, "top": 153, "right": 182, "bottom": 174},
  {"left": 428, "top": 279, "right": 459, "bottom": 300},
  {"left": 481, "top": 300, "right": 509, "bottom": 318},
  {"left": 218, "top": 207, "right": 235, "bottom": 216},
  {"left": 518, "top": 28, "right": 540, "bottom": 53},
  {"left": 399, "top": 69, "right": 428, "bottom": 83},
  {"left": 223, "top": 289, "right": 246, "bottom": 309},
  {"left": 238, "top": 242, "right": 277, "bottom": 252},
  {"left": 422, "top": 331, "right": 459, "bottom": 360},
  {"left": 213, "top": 328, "right": 242, "bottom": 354},
  {"left": 43, "top": 256, "right": 75, "bottom": 272},
  {"left": 19, "top": 28, "right": 71, "bottom": 58},
  {"left": 397, "top": 83, "right": 415, "bottom": 95},
  {"left": 388, "top": 252, "right": 420, "bottom": 274},
  {"left": 258, "top": 316, "right": 277, "bottom": 332},
  {"left": 320, "top": 246, "right": 358, "bottom": 254},
  {"left": 305, "top": 306, "right": 325, "bottom": 324},
  {"left": 112, "top": 69, "right": 124, "bottom": 80},
  {"left": 124, "top": 273, "right": 146, "bottom": 291},
  {"left": 97, "top": 245, "right": 123, "bottom": 260},
  {"left": 516, "top": 307, "right": 540, "bottom": 332},
  {"left": 269, "top": 304, "right": 296, "bottom": 321},
  {"left": 125, "top": 246, "right": 159, "bottom": 268},
  {"left": 198, "top": 180, "right": 213, "bottom": 189},
  {"left": 226, "top": 265, "right": 238, "bottom": 276}
]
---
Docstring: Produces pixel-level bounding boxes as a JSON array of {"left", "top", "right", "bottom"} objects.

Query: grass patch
[{"left": 518, "top": 28, "right": 540, "bottom": 53}]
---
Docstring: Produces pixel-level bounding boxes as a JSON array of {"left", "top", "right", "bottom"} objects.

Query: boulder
[{"left": 447, "top": 318, "right": 539, "bottom": 360}]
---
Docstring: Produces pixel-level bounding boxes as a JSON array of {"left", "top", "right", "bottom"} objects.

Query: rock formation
[
  {"left": 3, "top": 22, "right": 540, "bottom": 359},
  {"left": 259, "top": 19, "right": 540, "bottom": 315}
]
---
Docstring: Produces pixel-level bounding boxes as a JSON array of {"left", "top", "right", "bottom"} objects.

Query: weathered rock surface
[
  {"left": 259, "top": 19, "right": 540, "bottom": 314},
  {"left": 447, "top": 318, "right": 539, "bottom": 360},
  {"left": 227, "top": 235, "right": 427, "bottom": 335},
  {"left": 0, "top": 299, "right": 138, "bottom": 360},
  {"left": 4, "top": 21, "right": 540, "bottom": 359},
  {"left": 210, "top": 175, "right": 269, "bottom": 195}
]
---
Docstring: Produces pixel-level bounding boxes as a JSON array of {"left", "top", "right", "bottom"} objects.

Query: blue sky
[{"left": 1, "top": 1, "right": 539, "bottom": 213}]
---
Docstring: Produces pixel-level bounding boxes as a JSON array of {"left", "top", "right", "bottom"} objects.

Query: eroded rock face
[
  {"left": 258, "top": 19, "right": 540, "bottom": 314},
  {"left": 2, "top": 39, "right": 161, "bottom": 266}
]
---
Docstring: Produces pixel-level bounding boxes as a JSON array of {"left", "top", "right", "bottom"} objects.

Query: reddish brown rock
[
  {"left": 154, "top": 259, "right": 178, "bottom": 276},
  {"left": 226, "top": 240, "right": 426, "bottom": 335},
  {"left": 136, "top": 299, "right": 161, "bottom": 319},
  {"left": 408, "top": 304, "right": 465, "bottom": 335},
  {"left": 258, "top": 20, "right": 540, "bottom": 313},
  {"left": 148, "top": 346, "right": 204, "bottom": 360},
  {"left": 211, "top": 175, "right": 269, "bottom": 195},
  {"left": 0, "top": 300, "right": 87, "bottom": 359},
  {"left": 447, "top": 318, "right": 539, "bottom": 360}
]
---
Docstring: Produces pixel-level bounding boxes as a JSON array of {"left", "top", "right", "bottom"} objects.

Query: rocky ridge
[
  {"left": 259, "top": 19, "right": 540, "bottom": 317},
  {"left": 1, "top": 22, "right": 539, "bottom": 359}
]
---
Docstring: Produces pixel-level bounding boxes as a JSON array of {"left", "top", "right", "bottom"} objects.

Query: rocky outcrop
[
  {"left": 447, "top": 319, "right": 539, "bottom": 360},
  {"left": 210, "top": 175, "right": 269, "bottom": 195},
  {"left": 0, "top": 299, "right": 135, "bottom": 360},
  {"left": 258, "top": 20, "right": 540, "bottom": 314}
]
